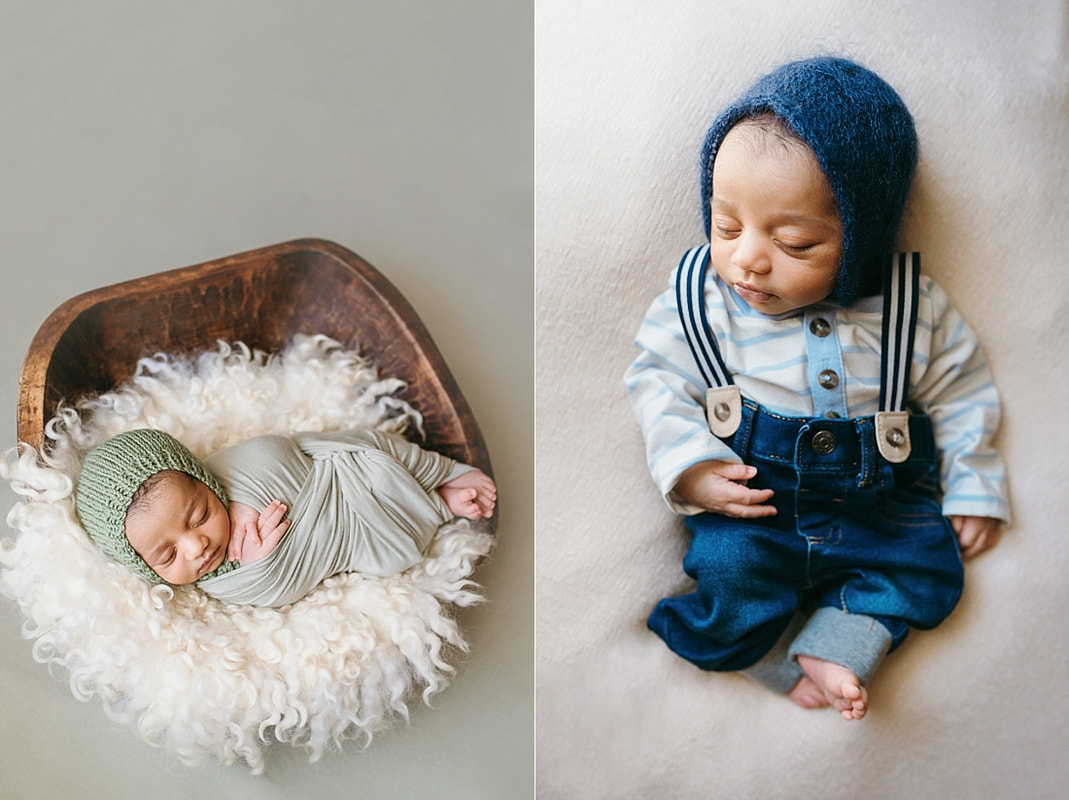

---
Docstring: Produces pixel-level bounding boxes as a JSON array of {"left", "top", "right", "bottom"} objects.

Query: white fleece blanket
[
  {"left": 1, "top": 335, "right": 493, "bottom": 774},
  {"left": 536, "top": 2, "right": 1068, "bottom": 797}
]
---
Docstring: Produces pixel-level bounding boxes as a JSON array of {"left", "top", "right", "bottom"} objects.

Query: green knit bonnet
[{"left": 74, "top": 428, "right": 237, "bottom": 584}]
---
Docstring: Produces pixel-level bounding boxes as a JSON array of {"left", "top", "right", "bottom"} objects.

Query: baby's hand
[
  {"left": 227, "top": 502, "right": 260, "bottom": 560},
  {"left": 951, "top": 515, "right": 1001, "bottom": 559},
  {"left": 228, "top": 500, "right": 291, "bottom": 565},
  {"left": 673, "top": 460, "right": 776, "bottom": 518},
  {"left": 438, "top": 469, "right": 497, "bottom": 520}
]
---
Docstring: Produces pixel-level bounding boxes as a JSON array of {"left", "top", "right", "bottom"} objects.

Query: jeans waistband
[{"left": 728, "top": 399, "right": 936, "bottom": 476}]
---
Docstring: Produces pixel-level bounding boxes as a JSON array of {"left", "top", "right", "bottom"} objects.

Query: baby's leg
[
  {"left": 750, "top": 614, "right": 848, "bottom": 711},
  {"left": 786, "top": 606, "right": 893, "bottom": 720},
  {"left": 742, "top": 612, "right": 811, "bottom": 699},
  {"left": 795, "top": 655, "right": 867, "bottom": 719},
  {"left": 650, "top": 509, "right": 808, "bottom": 673}
]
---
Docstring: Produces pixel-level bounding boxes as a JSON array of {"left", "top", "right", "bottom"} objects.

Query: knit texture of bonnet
[
  {"left": 75, "top": 428, "right": 234, "bottom": 584},
  {"left": 700, "top": 56, "right": 918, "bottom": 306}
]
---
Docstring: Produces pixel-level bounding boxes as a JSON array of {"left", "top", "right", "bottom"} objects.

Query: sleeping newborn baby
[{"left": 75, "top": 428, "right": 496, "bottom": 607}]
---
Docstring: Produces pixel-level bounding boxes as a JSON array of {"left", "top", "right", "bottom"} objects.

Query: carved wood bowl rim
[{"left": 16, "top": 237, "right": 494, "bottom": 533}]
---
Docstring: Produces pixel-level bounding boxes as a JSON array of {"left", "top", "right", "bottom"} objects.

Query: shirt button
[
  {"left": 825, "top": 410, "right": 841, "bottom": 419},
  {"left": 811, "top": 430, "right": 837, "bottom": 454},
  {"left": 809, "top": 317, "right": 831, "bottom": 337},
  {"left": 818, "top": 369, "right": 839, "bottom": 390}
]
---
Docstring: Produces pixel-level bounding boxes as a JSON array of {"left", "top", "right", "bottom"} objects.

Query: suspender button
[
  {"left": 713, "top": 402, "right": 732, "bottom": 422},
  {"left": 885, "top": 427, "right": 906, "bottom": 447}
]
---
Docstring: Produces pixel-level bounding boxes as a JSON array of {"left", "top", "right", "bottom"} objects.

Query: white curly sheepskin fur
[{"left": 0, "top": 335, "right": 494, "bottom": 773}]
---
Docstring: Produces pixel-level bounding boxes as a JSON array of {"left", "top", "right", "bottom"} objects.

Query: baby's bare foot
[
  {"left": 796, "top": 655, "right": 867, "bottom": 720},
  {"left": 786, "top": 676, "right": 829, "bottom": 709}
]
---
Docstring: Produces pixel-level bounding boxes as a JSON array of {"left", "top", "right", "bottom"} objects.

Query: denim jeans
[{"left": 648, "top": 400, "right": 963, "bottom": 672}]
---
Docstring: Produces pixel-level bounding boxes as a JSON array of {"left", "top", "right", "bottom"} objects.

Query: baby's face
[
  {"left": 124, "top": 473, "right": 231, "bottom": 585},
  {"left": 709, "top": 123, "right": 844, "bottom": 315}
]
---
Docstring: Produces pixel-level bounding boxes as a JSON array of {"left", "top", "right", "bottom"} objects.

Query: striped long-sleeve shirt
[{"left": 625, "top": 254, "right": 1010, "bottom": 522}]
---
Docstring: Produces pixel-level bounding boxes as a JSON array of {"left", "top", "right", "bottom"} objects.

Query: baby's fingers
[
  {"left": 456, "top": 489, "right": 484, "bottom": 520},
  {"left": 961, "top": 527, "right": 999, "bottom": 559},
  {"left": 710, "top": 462, "right": 760, "bottom": 483},
  {"left": 952, "top": 515, "right": 1001, "bottom": 560},
  {"left": 718, "top": 484, "right": 776, "bottom": 518},
  {"left": 717, "top": 480, "right": 772, "bottom": 503},
  {"left": 228, "top": 527, "right": 245, "bottom": 560},
  {"left": 259, "top": 500, "right": 288, "bottom": 527},
  {"left": 471, "top": 492, "right": 496, "bottom": 518},
  {"left": 722, "top": 500, "right": 778, "bottom": 518},
  {"left": 478, "top": 492, "right": 496, "bottom": 515},
  {"left": 260, "top": 518, "right": 291, "bottom": 548}
]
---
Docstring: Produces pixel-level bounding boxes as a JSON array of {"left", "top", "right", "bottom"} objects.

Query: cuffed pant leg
[
  {"left": 742, "top": 612, "right": 806, "bottom": 694},
  {"left": 787, "top": 606, "right": 893, "bottom": 685}
]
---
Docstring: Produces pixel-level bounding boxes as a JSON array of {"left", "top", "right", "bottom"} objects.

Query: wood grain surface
[{"left": 17, "top": 239, "right": 493, "bottom": 529}]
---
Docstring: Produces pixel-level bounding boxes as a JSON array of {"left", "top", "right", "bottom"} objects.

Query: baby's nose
[
  {"left": 731, "top": 231, "right": 770, "bottom": 272},
  {"left": 179, "top": 532, "right": 210, "bottom": 557}
]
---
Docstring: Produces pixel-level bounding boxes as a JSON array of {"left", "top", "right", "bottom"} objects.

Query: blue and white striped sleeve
[
  {"left": 625, "top": 269, "right": 739, "bottom": 514},
  {"left": 912, "top": 278, "right": 1010, "bottom": 522}
]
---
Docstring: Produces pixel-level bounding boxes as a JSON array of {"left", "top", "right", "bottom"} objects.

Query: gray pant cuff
[
  {"left": 787, "top": 606, "right": 892, "bottom": 685},
  {"left": 742, "top": 613, "right": 806, "bottom": 694}
]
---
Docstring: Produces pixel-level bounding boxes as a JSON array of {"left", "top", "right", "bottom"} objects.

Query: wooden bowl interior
[{"left": 17, "top": 240, "right": 490, "bottom": 483}]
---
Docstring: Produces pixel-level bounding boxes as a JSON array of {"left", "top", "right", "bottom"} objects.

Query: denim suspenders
[{"left": 675, "top": 246, "right": 922, "bottom": 463}]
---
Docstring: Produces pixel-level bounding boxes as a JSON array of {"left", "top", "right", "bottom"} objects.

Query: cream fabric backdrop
[{"left": 536, "top": 2, "right": 1068, "bottom": 797}]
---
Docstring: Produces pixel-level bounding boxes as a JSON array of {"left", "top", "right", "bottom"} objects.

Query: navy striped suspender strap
[
  {"left": 879, "top": 252, "right": 921, "bottom": 413},
  {"left": 675, "top": 245, "right": 732, "bottom": 389},
  {"left": 676, "top": 246, "right": 921, "bottom": 413}
]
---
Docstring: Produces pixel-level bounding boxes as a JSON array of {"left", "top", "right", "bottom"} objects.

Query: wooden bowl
[{"left": 17, "top": 238, "right": 493, "bottom": 528}]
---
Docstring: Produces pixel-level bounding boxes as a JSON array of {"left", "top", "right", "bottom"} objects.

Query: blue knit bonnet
[{"left": 700, "top": 57, "right": 918, "bottom": 306}]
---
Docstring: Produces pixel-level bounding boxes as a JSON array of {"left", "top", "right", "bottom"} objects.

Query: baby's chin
[
  {"left": 203, "top": 544, "right": 228, "bottom": 576},
  {"left": 150, "top": 568, "right": 199, "bottom": 586}
]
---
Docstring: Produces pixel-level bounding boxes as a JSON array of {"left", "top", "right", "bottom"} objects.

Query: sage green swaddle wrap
[{"left": 197, "top": 428, "right": 473, "bottom": 607}]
